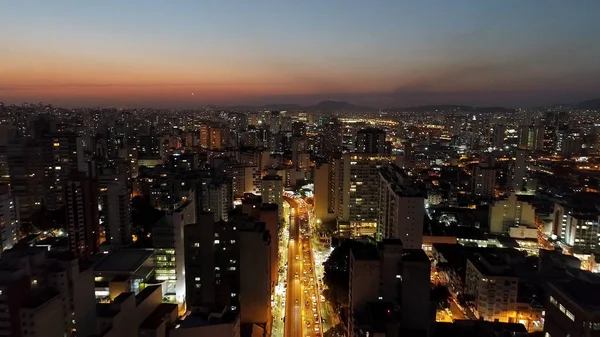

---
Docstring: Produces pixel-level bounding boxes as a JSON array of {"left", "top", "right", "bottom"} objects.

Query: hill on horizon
[{"left": 226, "top": 98, "right": 600, "bottom": 112}]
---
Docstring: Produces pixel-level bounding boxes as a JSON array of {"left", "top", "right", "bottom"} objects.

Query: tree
[
  {"left": 324, "top": 323, "right": 346, "bottom": 337},
  {"left": 457, "top": 293, "right": 476, "bottom": 309},
  {"left": 322, "top": 240, "right": 368, "bottom": 309},
  {"left": 431, "top": 285, "right": 451, "bottom": 310},
  {"left": 322, "top": 247, "right": 349, "bottom": 308}
]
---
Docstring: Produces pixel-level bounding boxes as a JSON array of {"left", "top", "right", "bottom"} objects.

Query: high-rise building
[
  {"left": 260, "top": 175, "right": 283, "bottom": 218},
  {"left": 268, "top": 111, "right": 282, "bottom": 133},
  {"left": 291, "top": 137, "right": 310, "bottom": 169},
  {"left": 355, "top": 128, "right": 387, "bottom": 154},
  {"left": 313, "top": 162, "right": 338, "bottom": 223},
  {"left": 99, "top": 175, "right": 132, "bottom": 247},
  {"left": 348, "top": 240, "right": 431, "bottom": 336},
  {"left": 492, "top": 124, "right": 506, "bottom": 149},
  {"left": 239, "top": 222, "right": 272, "bottom": 330},
  {"left": 321, "top": 118, "right": 342, "bottom": 157},
  {"left": 184, "top": 212, "right": 238, "bottom": 310},
  {"left": 553, "top": 201, "right": 600, "bottom": 251},
  {"left": 65, "top": 170, "right": 100, "bottom": 259},
  {"left": 0, "top": 247, "right": 97, "bottom": 337},
  {"left": 0, "top": 187, "right": 18, "bottom": 255},
  {"left": 377, "top": 164, "right": 424, "bottom": 248},
  {"left": 210, "top": 127, "right": 223, "bottom": 149},
  {"left": 465, "top": 253, "right": 518, "bottom": 322},
  {"left": 518, "top": 124, "right": 545, "bottom": 150},
  {"left": 7, "top": 140, "right": 44, "bottom": 223},
  {"left": 241, "top": 196, "right": 280, "bottom": 291},
  {"left": 195, "top": 177, "right": 233, "bottom": 222},
  {"left": 152, "top": 200, "right": 195, "bottom": 304},
  {"left": 512, "top": 150, "right": 527, "bottom": 191},
  {"left": 43, "top": 132, "right": 85, "bottom": 210},
  {"left": 291, "top": 121, "right": 307, "bottom": 137},
  {"left": 472, "top": 165, "right": 496, "bottom": 199},
  {"left": 338, "top": 153, "right": 395, "bottom": 237},
  {"left": 544, "top": 280, "right": 600, "bottom": 337}
]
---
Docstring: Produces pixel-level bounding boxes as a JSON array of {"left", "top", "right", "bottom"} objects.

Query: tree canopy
[{"left": 322, "top": 240, "right": 371, "bottom": 308}]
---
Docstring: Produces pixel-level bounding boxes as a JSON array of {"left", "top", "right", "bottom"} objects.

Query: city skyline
[{"left": 2, "top": 0, "right": 600, "bottom": 108}]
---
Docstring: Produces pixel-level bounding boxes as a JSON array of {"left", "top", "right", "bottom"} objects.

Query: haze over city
[{"left": 2, "top": 0, "right": 600, "bottom": 108}]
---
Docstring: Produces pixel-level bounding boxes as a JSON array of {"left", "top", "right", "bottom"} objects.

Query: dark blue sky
[{"left": 2, "top": 0, "right": 599, "bottom": 107}]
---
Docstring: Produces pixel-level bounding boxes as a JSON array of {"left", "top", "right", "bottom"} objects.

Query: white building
[
  {"left": 489, "top": 193, "right": 536, "bottom": 234},
  {"left": 465, "top": 253, "right": 518, "bottom": 323},
  {"left": 554, "top": 202, "right": 600, "bottom": 251}
]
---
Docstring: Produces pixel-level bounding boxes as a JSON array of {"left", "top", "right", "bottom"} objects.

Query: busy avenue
[{"left": 283, "top": 195, "right": 323, "bottom": 337}]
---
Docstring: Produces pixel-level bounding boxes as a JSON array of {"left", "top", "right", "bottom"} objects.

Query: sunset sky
[{"left": 2, "top": 0, "right": 600, "bottom": 108}]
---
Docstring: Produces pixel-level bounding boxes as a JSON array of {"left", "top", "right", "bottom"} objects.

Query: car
[
  {"left": 295, "top": 299, "right": 299, "bottom": 305},
  {"left": 295, "top": 255, "right": 299, "bottom": 260},
  {"left": 294, "top": 273, "right": 298, "bottom": 279}
]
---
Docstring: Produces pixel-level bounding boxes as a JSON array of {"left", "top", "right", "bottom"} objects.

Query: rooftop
[
  {"left": 551, "top": 279, "right": 600, "bottom": 311},
  {"left": 94, "top": 249, "right": 153, "bottom": 274},
  {"left": 140, "top": 303, "right": 178, "bottom": 330},
  {"left": 22, "top": 288, "right": 60, "bottom": 309},
  {"left": 402, "top": 249, "right": 430, "bottom": 263},
  {"left": 136, "top": 285, "right": 161, "bottom": 306},
  {"left": 433, "top": 320, "right": 527, "bottom": 337},
  {"left": 176, "top": 311, "right": 239, "bottom": 329}
]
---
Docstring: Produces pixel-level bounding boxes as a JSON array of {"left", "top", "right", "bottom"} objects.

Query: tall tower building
[
  {"left": 512, "top": 150, "right": 527, "bottom": 192},
  {"left": 472, "top": 165, "right": 496, "bottom": 199},
  {"left": 43, "top": 132, "right": 85, "bottom": 210},
  {"left": 195, "top": 177, "right": 233, "bottom": 222},
  {"left": 239, "top": 222, "right": 272, "bottom": 330},
  {"left": 313, "top": 163, "right": 338, "bottom": 223},
  {"left": 338, "top": 153, "right": 395, "bottom": 237},
  {"left": 184, "top": 212, "right": 238, "bottom": 309},
  {"left": 492, "top": 124, "right": 506, "bottom": 149},
  {"left": 7, "top": 139, "right": 44, "bottom": 223},
  {"left": 99, "top": 175, "right": 132, "bottom": 247},
  {"left": 209, "top": 127, "right": 223, "bottom": 149},
  {"left": 65, "top": 170, "right": 100, "bottom": 259},
  {"left": 378, "top": 164, "right": 424, "bottom": 248},
  {"left": 321, "top": 118, "right": 342, "bottom": 157},
  {"left": 260, "top": 175, "right": 283, "bottom": 218},
  {"left": 291, "top": 121, "right": 307, "bottom": 137},
  {"left": 291, "top": 137, "right": 309, "bottom": 169},
  {"left": 355, "top": 128, "right": 387, "bottom": 154},
  {"left": 153, "top": 201, "right": 196, "bottom": 304},
  {"left": 0, "top": 187, "right": 18, "bottom": 255}
]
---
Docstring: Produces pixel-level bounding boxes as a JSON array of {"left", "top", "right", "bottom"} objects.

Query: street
[{"left": 284, "top": 195, "right": 323, "bottom": 337}]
